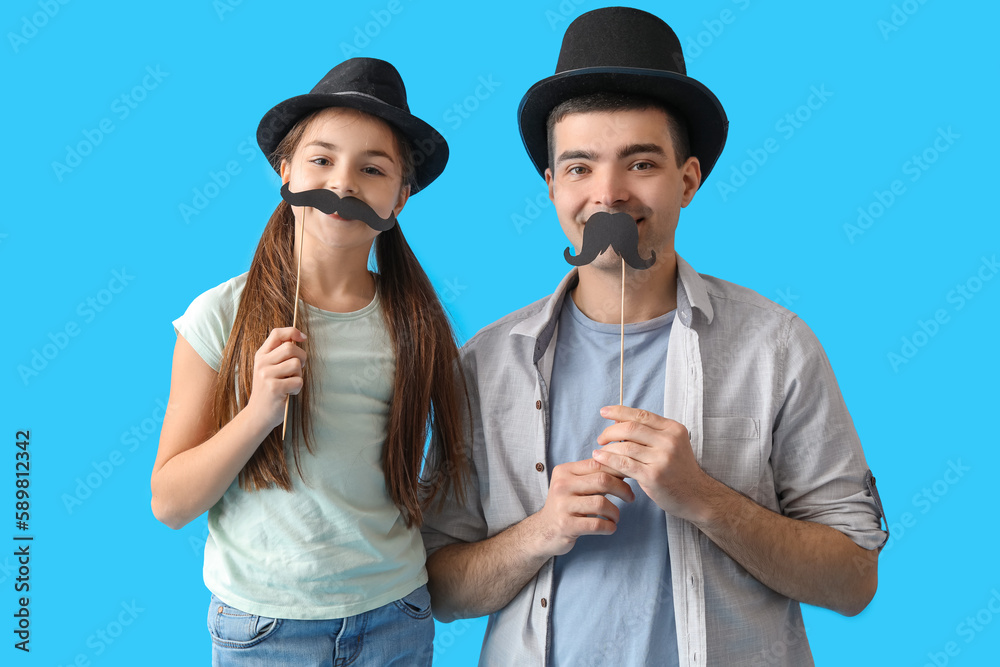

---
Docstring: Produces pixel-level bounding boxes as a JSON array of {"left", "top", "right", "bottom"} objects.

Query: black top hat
[
  {"left": 518, "top": 7, "right": 728, "bottom": 187},
  {"left": 257, "top": 58, "right": 448, "bottom": 193}
]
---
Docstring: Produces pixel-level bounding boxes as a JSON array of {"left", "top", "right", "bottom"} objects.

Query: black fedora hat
[
  {"left": 518, "top": 7, "right": 728, "bottom": 187},
  {"left": 257, "top": 58, "right": 448, "bottom": 193}
]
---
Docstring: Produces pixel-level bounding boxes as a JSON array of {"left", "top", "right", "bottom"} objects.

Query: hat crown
[
  {"left": 555, "top": 7, "right": 685, "bottom": 76},
  {"left": 516, "top": 7, "right": 728, "bottom": 187},
  {"left": 257, "top": 57, "right": 448, "bottom": 192},
  {"left": 311, "top": 58, "right": 410, "bottom": 113}
]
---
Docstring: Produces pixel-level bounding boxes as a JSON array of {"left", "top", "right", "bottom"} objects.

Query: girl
[{"left": 151, "top": 58, "right": 466, "bottom": 665}]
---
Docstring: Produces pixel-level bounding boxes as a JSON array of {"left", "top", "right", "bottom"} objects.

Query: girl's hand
[{"left": 246, "top": 327, "right": 307, "bottom": 430}]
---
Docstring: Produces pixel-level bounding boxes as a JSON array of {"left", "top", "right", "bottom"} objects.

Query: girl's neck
[{"left": 297, "top": 242, "right": 377, "bottom": 313}]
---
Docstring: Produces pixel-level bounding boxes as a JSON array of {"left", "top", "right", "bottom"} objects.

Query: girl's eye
[
  {"left": 310, "top": 157, "right": 330, "bottom": 166},
  {"left": 363, "top": 166, "right": 385, "bottom": 176}
]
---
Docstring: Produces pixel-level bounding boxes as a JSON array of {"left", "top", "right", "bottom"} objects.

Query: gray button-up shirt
[{"left": 423, "top": 256, "right": 887, "bottom": 667}]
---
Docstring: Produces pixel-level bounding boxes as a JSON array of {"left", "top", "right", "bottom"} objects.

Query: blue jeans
[{"left": 207, "top": 585, "right": 434, "bottom": 666}]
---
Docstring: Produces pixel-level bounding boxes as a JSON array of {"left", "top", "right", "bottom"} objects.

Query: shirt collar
[
  {"left": 511, "top": 254, "right": 714, "bottom": 363},
  {"left": 676, "top": 254, "right": 714, "bottom": 327}
]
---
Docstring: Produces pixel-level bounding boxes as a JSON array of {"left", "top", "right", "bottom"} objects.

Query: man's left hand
[{"left": 593, "top": 404, "right": 715, "bottom": 522}]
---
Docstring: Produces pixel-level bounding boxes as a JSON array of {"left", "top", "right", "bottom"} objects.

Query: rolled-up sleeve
[
  {"left": 771, "top": 315, "right": 888, "bottom": 550},
  {"left": 421, "top": 354, "right": 490, "bottom": 556}
]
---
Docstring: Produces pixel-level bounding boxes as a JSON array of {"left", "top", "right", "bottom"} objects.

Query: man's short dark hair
[{"left": 545, "top": 92, "right": 691, "bottom": 171}]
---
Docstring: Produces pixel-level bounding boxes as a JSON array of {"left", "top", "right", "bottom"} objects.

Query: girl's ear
[
  {"left": 393, "top": 184, "right": 411, "bottom": 218},
  {"left": 279, "top": 159, "right": 291, "bottom": 184}
]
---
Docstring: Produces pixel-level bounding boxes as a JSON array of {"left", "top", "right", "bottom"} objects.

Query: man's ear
[
  {"left": 680, "top": 156, "right": 701, "bottom": 208},
  {"left": 545, "top": 168, "right": 555, "bottom": 202}
]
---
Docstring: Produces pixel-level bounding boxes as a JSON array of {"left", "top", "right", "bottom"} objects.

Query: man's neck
[{"left": 571, "top": 251, "right": 678, "bottom": 324}]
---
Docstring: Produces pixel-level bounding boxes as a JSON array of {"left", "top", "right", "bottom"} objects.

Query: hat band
[{"left": 326, "top": 90, "right": 400, "bottom": 108}]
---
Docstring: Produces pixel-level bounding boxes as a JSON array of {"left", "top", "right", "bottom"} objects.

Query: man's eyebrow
[
  {"left": 555, "top": 149, "right": 598, "bottom": 165},
  {"left": 304, "top": 141, "right": 396, "bottom": 161},
  {"left": 617, "top": 143, "right": 667, "bottom": 160}
]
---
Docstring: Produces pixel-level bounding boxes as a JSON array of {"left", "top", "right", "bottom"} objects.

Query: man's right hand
[{"left": 527, "top": 457, "right": 636, "bottom": 558}]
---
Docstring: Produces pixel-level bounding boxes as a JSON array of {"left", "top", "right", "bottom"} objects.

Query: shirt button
[
  {"left": 540, "top": 598, "right": 547, "bottom": 608},
  {"left": 535, "top": 462, "right": 544, "bottom": 472},
  {"left": 535, "top": 400, "right": 541, "bottom": 410}
]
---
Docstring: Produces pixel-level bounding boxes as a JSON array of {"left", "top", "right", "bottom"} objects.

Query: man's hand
[
  {"left": 592, "top": 404, "right": 712, "bottom": 522},
  {"left": 527, "top": 457, "right": 636, "bottom": 559},
  {"left": 592, "top": 404, "right": 879, "bottom": 616},
  {"left": 426, "top": 456, "right": 636, "bottom": 622}
]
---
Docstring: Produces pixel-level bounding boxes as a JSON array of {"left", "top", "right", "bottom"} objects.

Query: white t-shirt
[{"left": 173, "top": 272, "right": 426, "bottom": 620}]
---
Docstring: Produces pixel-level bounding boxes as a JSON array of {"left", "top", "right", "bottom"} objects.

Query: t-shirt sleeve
[
  {"left": 171, "top": 276, "right": 243, "bottom": 372},
  {"left": 771, "top": 315, "right": 889, "bottom": 551}
]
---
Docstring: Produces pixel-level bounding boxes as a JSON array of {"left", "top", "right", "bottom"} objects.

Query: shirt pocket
[{"left": 699, "top": 416, "right": 763, "bottom": 499}]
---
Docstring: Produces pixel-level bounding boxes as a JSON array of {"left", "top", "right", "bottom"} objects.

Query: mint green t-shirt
[{"left": 172, "top": 272, "right": 426, "bottom": 620}]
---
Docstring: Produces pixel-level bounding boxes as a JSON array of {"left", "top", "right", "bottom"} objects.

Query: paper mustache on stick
[
  {"left": 564, "top": 211, "right": 656, "bottom": 407},
  {"left": 277, "top": 183, "right": 397, "bottom": 438},
  {"left": 564, "top": 211, "right": 656, "bottom": 269},
  {"left": 279, "top": 183, "right": 397, "bottom": 231}
]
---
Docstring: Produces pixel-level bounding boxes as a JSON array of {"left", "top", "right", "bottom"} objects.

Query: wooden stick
[
  {"left": 619, "top": 256, "right": 625, "bottom": 406},
  {"left": 281, "top": 208, "right": 306, "bottom": 440}
]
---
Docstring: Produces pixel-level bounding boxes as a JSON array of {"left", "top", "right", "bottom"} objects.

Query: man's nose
[{"left": 592, "top": 167, "right": 628, "bottom": 208}]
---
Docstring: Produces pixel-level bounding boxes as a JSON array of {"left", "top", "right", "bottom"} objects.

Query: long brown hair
[{"left": 213, "top": 109, "right": 467, "bottom": 527}]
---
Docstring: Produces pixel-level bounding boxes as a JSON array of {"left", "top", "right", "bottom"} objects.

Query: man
[{"left": 422, "top": 8, "right": 887, "bottom": 666}]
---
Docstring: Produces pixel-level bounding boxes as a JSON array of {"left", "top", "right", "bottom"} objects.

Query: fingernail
[
  {"left": 600, "top": 407, "right": 609, "bottom": 416},
  {"left": 592, "top": 449, "right": 601, "bottom": 458}
]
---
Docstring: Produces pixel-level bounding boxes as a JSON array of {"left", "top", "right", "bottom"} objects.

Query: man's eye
[
  {"left": 632, "top": 161, "right": 653, "bottom": 171},
  {"left": 568, "top": 166, "right": 588, "bottom": 176}
]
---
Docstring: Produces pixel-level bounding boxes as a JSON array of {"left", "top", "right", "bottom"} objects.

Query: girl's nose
[{"left": 326, "top": 164, "right": 358, "bottom": 195}]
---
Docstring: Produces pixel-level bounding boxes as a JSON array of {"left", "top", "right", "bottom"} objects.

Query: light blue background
[{"left": 3, "top": 1, "right": 997, "bottom": 665}]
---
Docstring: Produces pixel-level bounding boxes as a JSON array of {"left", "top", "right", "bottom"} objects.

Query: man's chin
[
  {"left": 583, "top": 253, "right": 629, "bottom": 273},
  {"left": 576, "top": 247, "right": 665, "bottom": 275}
]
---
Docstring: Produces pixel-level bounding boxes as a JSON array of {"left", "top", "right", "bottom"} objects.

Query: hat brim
[
  {"left": 518, "top": 67, "right": 728, "bottom": 187},
  {"left": 257, "top": 92, "right": 449, "bottom": 193}
]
